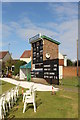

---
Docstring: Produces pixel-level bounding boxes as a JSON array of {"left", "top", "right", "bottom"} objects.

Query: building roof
[
  {"left": 41, "top": 35, "right": 60, "bottom": 45},
  {"left": 29, "top": 34, "right": 60, "bottom": 45},
  {"left": 20, "top": 61, "right": 31, "bottom": 69},
  {"left": 20, "top": 50, "right": 31, "bottom": 58},
  {"left": 0, "top": 51, "right": 9, "bottom": 59}
]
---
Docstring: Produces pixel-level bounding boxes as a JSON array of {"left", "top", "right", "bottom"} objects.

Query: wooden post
[{"left": 77, "top": 39, "right": 78, "bottom": 76}]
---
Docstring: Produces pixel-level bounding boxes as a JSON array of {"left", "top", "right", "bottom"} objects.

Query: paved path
[{"left": 0, "top": 78, "right": 59, "bottom": 92}]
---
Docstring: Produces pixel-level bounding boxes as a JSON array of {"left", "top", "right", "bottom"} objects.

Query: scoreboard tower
[{"left": 29, "top": 34, "right": 60, "bottom": 85}]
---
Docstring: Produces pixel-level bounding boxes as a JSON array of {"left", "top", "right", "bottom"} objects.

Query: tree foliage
[
  {"left": 14, "top": 60, "right": 26, "bottom": 75},
  {"left": 5, "top": 59, "right": 13, "bottom": 68},
  {"left": 74, "top": 60, "right": 80, "bottom": 66},
  {"left": 2, "top": 62, "right": 6, "bottom": 71},
  {"left": 67, "top": 59, "right": 73, "bottom": 66}
]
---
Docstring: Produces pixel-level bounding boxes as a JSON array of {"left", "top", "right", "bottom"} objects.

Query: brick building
[{"left": 29, "top": 34, "right": 60, "bottom": 84}]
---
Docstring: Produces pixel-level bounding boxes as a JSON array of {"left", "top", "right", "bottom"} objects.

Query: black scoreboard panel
[
  {"left": 43, "top": 59, "right": 59, "bottom": 85},
  {"left": 35, "top": 63, "right": 43, "bottom": 69},
  {"left": 31, "top": 70, "right": 43, "bottom": 78},
  {"left": 32, "top": 40, "right": 43, "bottom": 64},
  {"left": 31, "top": 59, "right": 59, "bottom": 85}
]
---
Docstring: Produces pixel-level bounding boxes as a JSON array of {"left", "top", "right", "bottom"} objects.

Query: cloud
[
  {"left": 2, "top": 2, "right": 78, "bottom": 60},
  {"left": 58, "top": 20, "right": 78, "bottom": 60},
  {"left": 2, "top": 17, "right": 78, "bottom": 60},
  {"left": 48, "top": 2, "right": 78, "bottom": 21},
  {"left": 2, "top": 24, "right": 13, "bottom": 38},
  {"left": 40, "top": 19, "right": 78, "bottom": 60},
  {"left": 16, "top": 26, "right": 58, "bottom": 41},
  {"left": 0, "top": 23, "right": 2, "bottom": 48},
  {"left": 3, "top": 17, "right": 58, "bottom": 40}
]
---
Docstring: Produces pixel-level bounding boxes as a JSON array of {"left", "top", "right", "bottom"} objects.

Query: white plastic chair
[
  {"left": 5, "top": 91, "right": 11, "bottom": 110},
  {"left": 23, "top": 85, "right": 34, "bottom": 102},
  {"left": 10, "top": 89, "right": 15, "bottom": 107},
  {"left": 23, "top": 89, "right": 36, "bottom": 113},
  {"left": 0, "top": 96, "right": 5, "bottom": 119},
  {"left": 15, "top": 84, "right": 20, "bottom": 98},
  {"left": 15, "top": 87, "right": 19, "bottom": 98},
  {"left": 0, "top": 94, "right": 7, "bottom": 119},
  {"left": 0, "top": 100, "right": 3, "bottom": 119}
]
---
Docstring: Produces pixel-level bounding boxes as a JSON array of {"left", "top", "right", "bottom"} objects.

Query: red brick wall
[
  {"left": 59, "top": 59, "right": 64, "bottom": 66},
  {"left": 63, "top": 66, "right": 80, "bottom": 77},
  {"left": 78, "top": 67, "right": 80, "bottom": 76},
  {"left": 43, "top": 39, "right": 58, "bottom": 61}
]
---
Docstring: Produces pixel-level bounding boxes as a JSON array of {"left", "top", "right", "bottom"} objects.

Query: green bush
[{"left": 67, "top": 59, "right": 73, "bottom": 66}]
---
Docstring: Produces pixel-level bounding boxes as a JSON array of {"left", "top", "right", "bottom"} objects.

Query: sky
[
  {"left": 1, "top": 2, "right": 79, "bottom": 60},
  {"left": 1, "top": 0, "right": 80, "bottom": 2}
]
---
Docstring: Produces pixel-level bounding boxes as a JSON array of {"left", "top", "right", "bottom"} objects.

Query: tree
[
  {"left": 2, "top": 61, "right": 6, "bottom": 71},
  {"left": 67, "top": 59, "right": 73, "bottom": 66},
  {"left": 14, "top": 60, "right": 26, "bottom": 75},
  {"left": 6, "top": 59, "right": 13, "bottom": 69},
  {"left": 73, "top": 60, "right": 80, "bottom": 66},
  {"left": 1, "top": 62, "right": 6, "bottom": 75}
]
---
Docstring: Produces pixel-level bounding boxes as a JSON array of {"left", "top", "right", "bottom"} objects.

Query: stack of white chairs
[
  {"left": 23, "top": 85, "right": 37, "bottom": 113},
  {"left": 0, "top": 84, "right": 20, "bottom": 119},
  {"left": 23, "top": 84, "right": 34, "bottom": 102}
]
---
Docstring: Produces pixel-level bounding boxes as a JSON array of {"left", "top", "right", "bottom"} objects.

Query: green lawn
[
  {"left": 0, "top": 80, "right": 15, "bottom": 95},
  {"left": 0, "top": 77, "right": 78, "bottom": 118}
]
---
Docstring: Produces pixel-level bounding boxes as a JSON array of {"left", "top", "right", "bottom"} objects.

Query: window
[
  {"left": 33, "top": 48, "right": 36, "bottom": 51},
  {"left": 40, "top": 46, "right": 43, "bottom": 50},
  {"left": 40, "top": 50, "right": 43, "bottom": 55},
  {"left": 36, "top": 42, "right": 39, "bottom": 46},
  {"left": 37, "top": 47, "right": 39, "bottom": 51},
  {"left": 40, "top": 40, "right": 43, "bottom": 45}
]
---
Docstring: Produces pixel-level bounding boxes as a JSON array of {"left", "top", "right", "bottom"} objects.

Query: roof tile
[
  {"left": 20, "top": 50, "right": 31, "bottom": 58},
  {"left": 0, "top": 51, "right": 9, "bottom": 59}
]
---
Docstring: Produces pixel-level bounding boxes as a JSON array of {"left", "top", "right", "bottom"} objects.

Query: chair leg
[
  {"left": 14, "top": 96, "right": 16, "bottom": 103},
  {"left": 23, "top": 102, "right": 26, "bottom": 113},
  {"left": 11, "top": 98, "right": 13, "bottom": 107},
  {"left": 17, "top": 90, "right": 18, "bottom": 98},
  {"left": 3, "top": 102, "right": 6, "bottom": 116},
  {"left": 23, "top": 94, "right": 25, "bottom": 102},
  {"left": 6, "top": 102, "right": 8, "bottom": 113},
  {"left": 9, "top": 101, "right": 11, "bottom": 110},
  {"left": 34, "top": 103, "right": 36, "bottom": 112},
  {"left": 0, "top": 106, "right": 2, "bottom": 120}
]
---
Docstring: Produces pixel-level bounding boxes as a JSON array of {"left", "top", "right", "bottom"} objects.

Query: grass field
[
  {"left": 0, "top": 80, "right": 15, "bottom": 95},
  {"left": 0, "top": 77, "right": 78, "bottom": 118}
]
